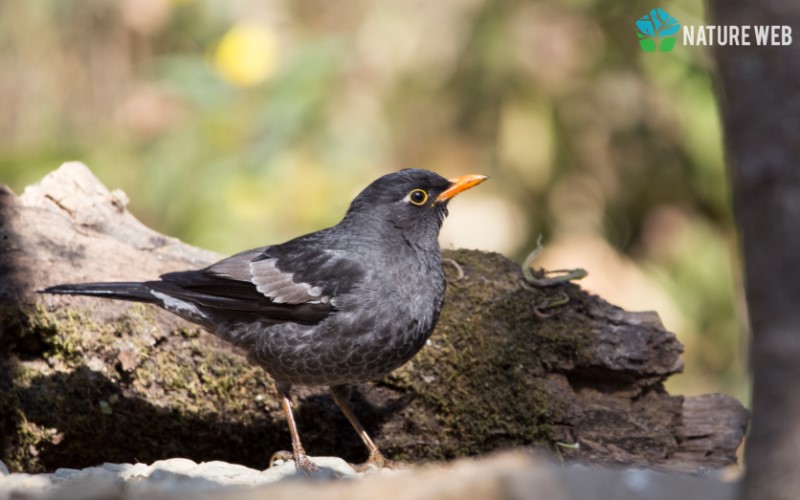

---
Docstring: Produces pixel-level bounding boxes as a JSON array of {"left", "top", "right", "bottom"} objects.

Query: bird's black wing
[{"left": 157, "top": 232, "right": 366, "bottom": 323}]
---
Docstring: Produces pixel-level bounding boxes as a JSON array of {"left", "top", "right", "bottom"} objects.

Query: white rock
[
  {"left": 0, "top": 460, "right": 8, "bottom": 475},
  {"left": 53, "top": 467, "right": 81, "bottom": 478},
  {"left": 0, "top": 456, "right": 365, "bottom": 498},
  {"left": 263, "top": 456, "right": 358, "bottom": 481},
  {"left": 142, "top": 468, "right": 225, "bottom": 493},
  {"left": 149, "top": 458, "right": 199, "bottom": 475},
  {"left": 260, "top": 460, "right": 302, "bottom": 483},
  {"left": 99, "top": 462, "right": 135, "bottom": 473},
  {"left": 306, "top": 456, "right": 359, "bottom": 478},
  {"left": 192, "top": 461, "right": 263, "bottom": 485},
  {"left": 195, "top": 460, "right": 257, "bottom": 476},
  {"left": 48, "top": 473, "right": 123, "bottom": 500},
  {"left": 0, "top": 473, "right": 54, "bottom": 495},
  {"left": 117, "top": 462, "right": 152, "bottom": 480}
]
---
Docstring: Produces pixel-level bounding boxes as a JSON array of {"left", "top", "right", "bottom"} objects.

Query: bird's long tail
[
  {"left": 41, "top": 282, "right": 158, "bottom": 304},
  {"left": 41, "top": 281, "right": 219, "bottom": 330}
]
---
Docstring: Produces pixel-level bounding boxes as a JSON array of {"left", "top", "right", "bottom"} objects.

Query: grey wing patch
[
  {"left": 249, "top": 258, "right": 329, "bottom": 304},
  {"left": 206, "top": 251, "right": 330, "bottom": 305},
  {"left": 205, "top": 249, "right": 262, "bottom": 281}
]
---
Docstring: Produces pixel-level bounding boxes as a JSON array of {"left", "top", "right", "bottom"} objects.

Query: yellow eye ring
[{"left": 407, "top": 189, "right": 429, "bottom": 206}]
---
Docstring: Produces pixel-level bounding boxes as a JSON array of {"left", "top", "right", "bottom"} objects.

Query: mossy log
[{"left": 0, "top": 163, "right": 747, "bottom": 474}]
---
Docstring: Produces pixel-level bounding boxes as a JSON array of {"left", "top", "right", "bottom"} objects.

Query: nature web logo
[{"left": 636, "top": 8, "right": 681, "bottom": 52}]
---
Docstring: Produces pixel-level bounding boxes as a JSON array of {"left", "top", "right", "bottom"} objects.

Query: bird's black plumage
[{"left": 42, "top": 168, "right": 487, "bottom": 472}]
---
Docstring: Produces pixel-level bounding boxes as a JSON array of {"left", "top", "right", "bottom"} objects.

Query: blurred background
[{"left": 0, "top": 0, "right": 745, "bottom": 400}]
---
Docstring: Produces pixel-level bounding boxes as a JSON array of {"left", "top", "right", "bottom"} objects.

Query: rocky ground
[{"left": 0, "top": 452, "right": 738, "bottom": 500}]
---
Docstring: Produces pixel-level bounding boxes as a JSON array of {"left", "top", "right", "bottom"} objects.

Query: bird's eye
[{"left": 407, "top": 189, "right": 428, "bottom": 206}]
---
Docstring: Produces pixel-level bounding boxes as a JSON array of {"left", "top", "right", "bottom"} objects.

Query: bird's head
[{"left": 344, "top": 169, "right": 488, "bottom": 240}]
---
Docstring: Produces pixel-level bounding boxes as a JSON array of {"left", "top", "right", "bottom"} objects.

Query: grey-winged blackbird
[{"left": 43, "top": 169, "right": 488, "bottom": 472}]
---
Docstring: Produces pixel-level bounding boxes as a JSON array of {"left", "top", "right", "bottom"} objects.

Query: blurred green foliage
[{"left": 0, "top": 0, "right": 745, "bottom": 399}]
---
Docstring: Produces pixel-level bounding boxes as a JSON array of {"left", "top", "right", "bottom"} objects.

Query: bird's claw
[
  {"left": 270, "top": 450, "right": 319, "bottom": 474},
  {"left": 295, "top": 454, "right": 319, "bottom": 474},
  {"left": 351, "top": 450, "right": 400, "bottom": 473}
]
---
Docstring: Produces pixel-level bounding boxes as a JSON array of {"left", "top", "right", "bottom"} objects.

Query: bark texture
[
  {"left": 709, "top": 2, "right": 800, "bottom": 499},
  {"left": 0, "top": 163, "right": 747, "bottom": 473}
]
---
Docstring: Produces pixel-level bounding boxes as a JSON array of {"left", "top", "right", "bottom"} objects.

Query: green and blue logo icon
[{"left": 636, "top": 8, "right": 681, "bottom": 52}]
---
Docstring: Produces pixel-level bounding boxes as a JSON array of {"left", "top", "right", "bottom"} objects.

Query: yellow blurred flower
[{"left": 214, "top": 23, "right": 279, "bottom": 87}]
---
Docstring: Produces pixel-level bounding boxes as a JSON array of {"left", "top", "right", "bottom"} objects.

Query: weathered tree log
[{"left": 0, "top": 163, "right": 747, "bottom": 473}]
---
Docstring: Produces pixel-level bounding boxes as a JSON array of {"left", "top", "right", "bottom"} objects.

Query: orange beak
[{"left": 436, "top": 174, "right": 489, "bottom": 203}]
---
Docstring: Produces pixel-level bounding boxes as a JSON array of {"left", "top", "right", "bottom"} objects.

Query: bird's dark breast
[{"left": 220, "top": 254, "right": 446, "bottom": 386}]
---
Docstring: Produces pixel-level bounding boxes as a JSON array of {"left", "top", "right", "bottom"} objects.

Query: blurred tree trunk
[{"left": 710, "top": 2, "right": 800, "bottom": 499}]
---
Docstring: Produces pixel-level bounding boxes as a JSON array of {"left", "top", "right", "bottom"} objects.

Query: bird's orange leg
[
  {"left": 271, "top": 383, "right": 318, "bottom": 473},
  {"left": 331, "top": 384, "right": 398, "bottom": 471}
]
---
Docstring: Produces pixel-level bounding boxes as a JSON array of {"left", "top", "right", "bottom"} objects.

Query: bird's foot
[
  {"left": 352, "top": 450, "right": 400, "bottom": 473},
  {"left": 269, "top": 450, "right": 319, "bottom": 474}
]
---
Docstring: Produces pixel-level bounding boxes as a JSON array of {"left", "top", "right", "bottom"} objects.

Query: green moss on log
[{"left": 384, "top": 249, "right": 591, "bottom": 459}]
